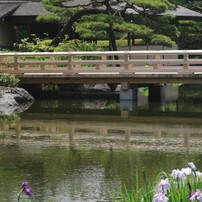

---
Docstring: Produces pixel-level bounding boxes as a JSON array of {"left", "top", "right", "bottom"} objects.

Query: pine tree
[{"left": 38, "top": 0, "right": 177, "bottom": 48}]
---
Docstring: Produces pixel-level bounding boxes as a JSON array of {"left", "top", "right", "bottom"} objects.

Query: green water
[{"left": 0, "top": 85, "right": 202, "bottom": 201}]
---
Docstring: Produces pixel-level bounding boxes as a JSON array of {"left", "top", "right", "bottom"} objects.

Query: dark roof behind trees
[
  {"left": 0, "top": 0, "right": 202, "bottom": 19},
  {"left": 12, "top": 2, "right": 50, "bottom": 16},
  {"left": 0, "top": 2, "right": 20, "bottom": 18},
  {"left": 163, "top": 5, "right": 202, "bottom": 18}
]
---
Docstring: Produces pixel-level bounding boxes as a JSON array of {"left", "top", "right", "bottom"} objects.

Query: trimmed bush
[{"left": 0, "top": 74, "right": 19, "bottom": 87}]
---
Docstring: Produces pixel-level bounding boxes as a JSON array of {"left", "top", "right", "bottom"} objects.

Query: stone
[
  {"left": 0, "top": 87, "right": 34, "bottom": 115},
  {"left": 82, "top": 84, "right": 111, "bottom": 92},
  {"left": 93, "top": 84, "right": 111, "bottom": 92}
]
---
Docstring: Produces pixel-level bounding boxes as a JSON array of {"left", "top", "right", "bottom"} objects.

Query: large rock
[
  {"left": 0, "top": 87, "right": 34, "bottom": 115},
  {"left": 82, "top": 84, "right": 111, "bottom": 92}
]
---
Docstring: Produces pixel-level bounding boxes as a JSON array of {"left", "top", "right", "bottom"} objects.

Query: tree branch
[
  {"left": 50, "top": 8, "right": 108, "bottom": 46},
  {"left": 187, "top": 0, "right": 202, "bottom": 11},
  {"left": 62, "top": 0, "right": 105, "bottom": 8}
]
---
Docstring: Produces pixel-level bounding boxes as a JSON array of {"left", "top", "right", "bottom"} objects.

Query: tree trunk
[
  {"left": 51, "top": 8, "right": 107, "bottom": 46},
  {"left": 108, "top": 25, "right": 117, "bottom": 51}
]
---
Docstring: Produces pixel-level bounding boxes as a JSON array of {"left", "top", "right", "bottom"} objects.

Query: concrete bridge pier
[
  {"left": 148, "top": 84, "right": 166, "bottom": 104},
  {"left": 119, "top": 82, "right": 138, "bottom": 112},
  {"left": 148, "top": 84, "right": 166, "bottom": 112},
  {"left": 19, "top": 84, "right": 42, "bottom": 98}
]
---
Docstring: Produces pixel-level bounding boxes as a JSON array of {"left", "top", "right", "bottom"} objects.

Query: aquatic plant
[
  {"left": 115, "top": 162, "right": 202, "bottom": 202},
  {"left": 18, "top": 181, "right": 32, "bottom": 201}
]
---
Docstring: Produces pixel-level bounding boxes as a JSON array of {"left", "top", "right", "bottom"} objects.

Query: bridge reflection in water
[{"left": 4, "top": 111, "right": 201, "bottom": 154}]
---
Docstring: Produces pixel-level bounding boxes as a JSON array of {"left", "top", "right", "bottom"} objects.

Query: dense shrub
[
  {"left": 0, "top": 74, "right": 19, "bottom": 87},
  {"left": 18, "top": 34, "right": 102, "bottom": 52},
  {"left": 150, "top": 34, "right": 176, "bottom": 47},
  {"left": 97, "top": 39, "right": 144, "bottom": 47},
  {"left": 18, "top": 35, "right": 54, "bottom": 52}
]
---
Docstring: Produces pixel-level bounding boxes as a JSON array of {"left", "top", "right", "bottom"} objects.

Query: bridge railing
[{"left": 0, "top": 50, "right": 202, "bottom": 74}]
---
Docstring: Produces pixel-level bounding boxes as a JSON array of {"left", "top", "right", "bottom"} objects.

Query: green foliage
[
  {"left": 41, "top": 84, "right": 60, "bottom": 91},
  {"left": 128, "top": 0, "right": 174, "bottom": 14},
  {"left": 19, "top": 34, "right": 54, "bottom": 52},
  {"left": 55, "top": 36, "right": 102, "bottom": 52},
  {"left": 178, "top": 20, "right": 202, "bottom": 49},
  {"left": 150, "top": 34, "right": 176, "bottom": 47},
  {"left": 75, "top": 41, "right": 103, "bottom": 52},
  {"left": 39, "top": 0, "right": 74, "bottom": 23},
  {"left": 75, "top": 20, "right": 109, "bottom": 40},
  {"left": 97, "top": 39, "right": 144, "bottom": 47},
  {"left": 40, "top": 100, "right": 60, "bottom": 108},
  {"left": 169, "top": 0, "right": 188, "bottom": 6},
  {"left": 114, "top": 23, "right": 153, "bottom": 40},
  {"left": 129, "top": 14, "right": 179, "bottom": 44},
  {"left": 75, "top": 14, "right": 125, "bottom": 40},
  {"left": 37, "top": 14, "right": 61, "bottom": 23},
  {"left": 0, "top": 48, "right": 13, "bottom": 53},
  {"left": 0, "top": 114, "right": 20, "bottom": 131},
  {"left": 40, "top": 0, "right": 177, "bottom": 47},
  {"left": 139, "top": 87, "right": 148, "bottom": 96},
  {"left": 75, "top": 11, "right": 176, "bottom": 47},
  {"left": 18, "top": 34, "right": 102, "bottom": 53},
  {"left": 170, "top": 0, "right": 202, "bottom": 14},
  {"left": 54, "top": 38, "right": 80, "bottom": 52},
  {"left": 104, "top": 102, "right": 119, "bottom": 110},
  {"left": 0, "top": 74, "right": 19, "bottom": 87}
]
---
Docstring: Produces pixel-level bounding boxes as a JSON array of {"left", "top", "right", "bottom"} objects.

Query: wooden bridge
[{"left": 0, "top": 50, "right": 202, "bottom": 84}]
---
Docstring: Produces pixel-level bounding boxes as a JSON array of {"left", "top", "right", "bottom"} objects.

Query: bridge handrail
[
  {"left": 0, "top": 50, "right": 202, "bottom": 74},
  {"left": 0, "top": 50, "right": 202, "bottom": 56}
]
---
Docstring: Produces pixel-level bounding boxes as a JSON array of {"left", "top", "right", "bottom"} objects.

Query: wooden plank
[
  {"left": 14, "top": 56, "right": 18, "bottom": 70},
  {"left": 154, "top": 55, "right": 161, "bottom": 69},
  {"left": 124, "top": 55, "right": 130, "bottom": 69},
  {"left": 4, "top": 59, "right": 201, "bottom": 67},
  {"left": 183, "top": 53, "right": 189, "bottom": 69}
]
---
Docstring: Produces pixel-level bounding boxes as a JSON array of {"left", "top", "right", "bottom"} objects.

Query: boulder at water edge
[{"left": 0, "top": 87, "right": 34, "bottom": 115}]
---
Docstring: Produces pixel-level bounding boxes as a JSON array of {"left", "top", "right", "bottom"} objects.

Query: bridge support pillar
[
  {"left": 148, "top": 84, "right": 166, "bottom": 104},
  {"left": 19, "top": 84, "right": 41, "bottom": 98},
  {"left": 120, "top": 82, "right": 138, "bottom": 112},
  {"left": 120, "top": 82, "right": 137, "bottom": 100}
]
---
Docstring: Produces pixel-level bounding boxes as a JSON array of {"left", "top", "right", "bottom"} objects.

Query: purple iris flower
[
  {"left": 171, "top": 169, "right": 186, "bottom": 180},
  {"left": 152, "top": 192, "right": 169, "bottom": 202},
  {"left": 188, "top": 162, "right": 196, "bottom": 171},
  {"left": 189, "top": 189, "right": 202, "bottom": 201},
  {"left": 21, "top": 181, "right": 33, "bottom": 197},
  {"left": 157, "top": 179, "right": 171, "bottom": 194}
]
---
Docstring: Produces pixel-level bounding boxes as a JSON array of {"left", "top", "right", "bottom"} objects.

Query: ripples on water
[{"left": 0, "top": 85, "right": 202, "bottom": 201}]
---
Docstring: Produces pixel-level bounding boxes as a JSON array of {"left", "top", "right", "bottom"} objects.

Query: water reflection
[
  {"left": 0, "top": 84, "right": 202, "bottom": 201},
  {"left": 0, "top": 101, "right": 33, "bottom": 116},
  {"left": 2, "top": 111, "right": 202, "bottom": 154}
]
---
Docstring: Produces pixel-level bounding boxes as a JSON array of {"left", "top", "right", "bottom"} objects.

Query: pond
[{"left": 0, "top": 84, "right": 201, "bottom": 201}]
